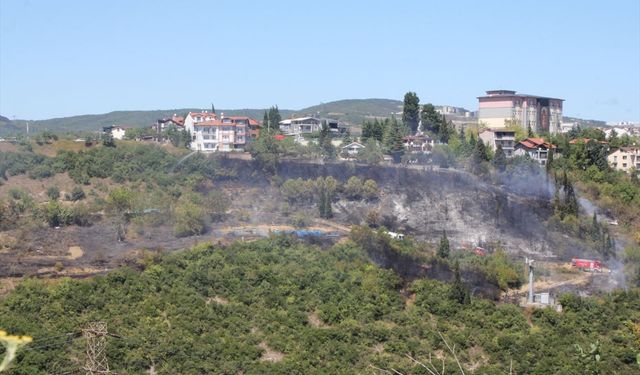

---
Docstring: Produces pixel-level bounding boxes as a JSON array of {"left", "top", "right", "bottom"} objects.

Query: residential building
[
  {"left": 184, "top": 111, "right": 249, "bottom": 152},
  {"left": 478, "top": 129, "right": 516, "bottom": 156},
  {"left": 514, "top": 138, "right": 557, "bottom": 165},
  {"left": 279, "top": 117, "right": 343, "bottom": 135},
  {"left": 477, "top": 90, "right": 564, "bottom": 134},
  {"left": 153, "top": 114, "right": 184, "bottom": 132},
  {"left": 608, "top": 147, "right": 640, "bottom": 173},
  {"left": 102, "top": 125, "right": 127, "bottom": 140},
  {"left": 341, "top": 142, "right": 365, "bottom": 157},
  {"left": 402, "top": 135, "right": 434, "bottom": 153}
]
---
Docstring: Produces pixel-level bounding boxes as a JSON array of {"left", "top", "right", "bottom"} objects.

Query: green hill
[{"left": 293, "top": 98, "right": 404, "bottom": 124}]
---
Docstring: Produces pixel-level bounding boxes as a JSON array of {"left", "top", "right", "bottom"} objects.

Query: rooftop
[{"left": 478, "top": 90, "right": 564, "bottom": 101}]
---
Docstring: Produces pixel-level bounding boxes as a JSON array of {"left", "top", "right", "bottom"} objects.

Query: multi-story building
[
  {"left": 478, "top": 129, "right": 516, "bottom": 156},
  {"left": 514, "top": 138, "right": 557, "bottom": 165},
  {"left": 279, "top": 117, "right": 344, "bottom": 136},
  {"left": 608, "top": 147, "right": 640, "bottom": 173},
  {"left": 184, "top": 111, "right": 252, "bottom": 152},
  {"left": 477, "top": 90, "right": 564, "bottom": 134}
]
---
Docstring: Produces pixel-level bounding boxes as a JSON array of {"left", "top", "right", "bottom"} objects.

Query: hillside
[
  {"left": 1, "top": 98, "right": 609, "bottom": 136},
  {"left": 0, "top": 108, "right": 297, "bottom": 135},
  {"left": 293, "top": 98, "right": 404, "bottom": 124},
  {"left": 1, "top": 239, "right": 638, "bottom": 374}
]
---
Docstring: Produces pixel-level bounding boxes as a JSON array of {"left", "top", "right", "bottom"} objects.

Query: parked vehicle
[{"left": 571, "top": 258, "right": 602, "bottom": 272}]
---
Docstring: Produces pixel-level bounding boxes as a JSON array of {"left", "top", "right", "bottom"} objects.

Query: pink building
[{"left": 477, "top": 90, "right": 563, "bottom": 134}]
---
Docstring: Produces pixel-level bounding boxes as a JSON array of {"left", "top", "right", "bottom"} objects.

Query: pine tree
[
  {"left": 591, "top": 212, "right": 600, "bottom": 240},
  {"left": 402, "top": 92, "right": 420, "bottom": 134},
  {"left": 267, "top": 106, "right": 281, "bottom": 131},
  {"left": 546, "top": 148, "right": 555, "bottom": 174},
  {"left": 493, "top": 144, "right": 507, "bottom": 172},
  {"left": 211, "top": 103, "right": 216, "bottom": 114},
  {"left": 262, "top": 111, "right": 270, "bottom": 134},
  {"left": 437, "top": 230, "right": 450, "bottom": 258},
  {"left": 389, "top": 116, "right": 405, "bottom": 163},
  {"left": 527, "top": 124, "right": 534, "bottom": 138},
  {"left": 421, "top": 103, "right": 441, "bottom": 134},
  {"left": 342, "top": 129, "right": 352, "bottom": 145},
  {"left": 449, "top": 260, "right": 470, "bottom": 305}
]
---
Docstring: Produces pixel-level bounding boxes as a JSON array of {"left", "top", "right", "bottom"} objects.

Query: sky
[{"left": 1, "top": 0, "right": 639, "bottom": 122}]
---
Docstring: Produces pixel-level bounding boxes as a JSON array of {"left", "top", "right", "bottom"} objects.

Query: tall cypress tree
[
  {"left": 493, "top": 144, "right": 507, "bottom": 172},
  {"left": 402, "top": 92, "right": 420, "bottom": 134},
  {"left": 437, "top": 230, "right": 450, "bottom": 258},
  {"left": 449, "top": 260, "right": 470, "bottom": 305}
]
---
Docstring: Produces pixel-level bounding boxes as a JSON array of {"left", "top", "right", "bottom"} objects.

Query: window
[{"left": 623, "top": 163, "right": 627, "bottom": 168}]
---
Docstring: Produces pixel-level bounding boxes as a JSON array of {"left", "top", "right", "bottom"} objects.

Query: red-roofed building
[
  {"left": 514, "top": 137, "right": 557, "bottom": 165},
  {"left": 184, "top": 111, "right": 254, "bottom": 152}
]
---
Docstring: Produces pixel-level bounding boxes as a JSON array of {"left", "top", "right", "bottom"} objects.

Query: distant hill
[
  {"left": 293, "top": 98, "right": 404, "bottom": 124},
  {"left": 1, "top": 98, "right": 606, "bottom": 135},
  {"left": 0, "top": 108, "right": 297, "bottom": 136}
]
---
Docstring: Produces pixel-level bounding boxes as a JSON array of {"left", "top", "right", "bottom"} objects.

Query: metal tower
[{"left": 82, "top": 322, "right": 110, "bottom": 375}]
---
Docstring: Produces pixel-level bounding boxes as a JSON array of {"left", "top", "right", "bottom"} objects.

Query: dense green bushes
[{"left": 0, "top": 239, "right": 637, "bottom": 374}]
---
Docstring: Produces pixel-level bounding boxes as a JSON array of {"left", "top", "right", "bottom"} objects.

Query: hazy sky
[{"left": 1, "top": 0, "right": 639, "bottom": 122}]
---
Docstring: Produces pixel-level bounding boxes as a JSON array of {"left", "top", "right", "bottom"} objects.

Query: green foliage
[
  {"left": 316, "top": 176, "right": 336, "bottom": 219},
  {"left": 101, "top": 132, "right": 116, "bottom": 147},
  {"left": 173, "top": 194, "right": 208, "bottom": 237},
  {"left": 46, "top": 186, "right": 60, "bottom": 201},
  {"left": 420, "top": 103, "right": 441, "bottom": 134},
  {"left": 449, "top": 261, "right": 470, "bottom": 305},
  {"left": 69, "top": 186, "right": 86, "bottom": 201},
  {"left": 402, "top": 92, "right": 420, "bottom": 134},
  {"left": 437, "top": 231, "right": 450, "bottom": 258},
  {"left": 492, "top": 144, "right": 507, "bottom": 173},
  {"left": 357, "top": 139, "right": 383, "bottom": 164},
  {"left": 0, "top": 240, "right": 638, "bottom": 374}
]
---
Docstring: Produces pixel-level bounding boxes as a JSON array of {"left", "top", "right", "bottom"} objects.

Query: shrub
[
  {"left": 47, "top": 186, "right": 60, "bottom": 201},
  {"left": 70, "top": 186, "right": 86, "bottom": 201}
]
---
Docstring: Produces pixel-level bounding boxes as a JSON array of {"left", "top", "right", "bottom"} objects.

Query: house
[
  {"left": 183, "top": 111, "right": 249, "bottom": 152},
  {"left": 402, "top": 135, "right": 434, "bottom": 153},
  {"left": 102, "top": 125, "right": 127, "bottom": 140},
  {"left": 279, "top": 117, "right": 343, "bottom": 136},
  {"left": 608, "top": 147, "right": 640, "bottom": 173},
  {"left": 153, "top": 114, "right": 184, "bottom": 132},
  {"left": 478, "top": 129, "right": 516, "bottom": 156},
  {"left": 341, "top": 142, "right": 365, "bottom": 157},
  {"left": 477, "top": 90, "right": 564, "bottom": 134},
  {"left": 514, "top": 138, "right": 557, "bottom": 165}
]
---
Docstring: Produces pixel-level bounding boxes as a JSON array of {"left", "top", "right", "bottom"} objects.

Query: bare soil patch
[{"left": 258, "top": 341, "right": 284, "bottom": 363}]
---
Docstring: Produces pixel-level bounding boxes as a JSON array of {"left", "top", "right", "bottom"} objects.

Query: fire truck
[{"left": 571, "top": 258, "right": 603, "bottom": 272}]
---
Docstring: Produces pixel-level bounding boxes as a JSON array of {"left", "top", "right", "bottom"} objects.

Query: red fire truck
[{"left": 571, "top": 258, "right": 602, "bottom": 272}]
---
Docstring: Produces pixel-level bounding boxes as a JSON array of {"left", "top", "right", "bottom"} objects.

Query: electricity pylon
[{"left": 82, "top": 322, "right": 109, "bottom": 375}]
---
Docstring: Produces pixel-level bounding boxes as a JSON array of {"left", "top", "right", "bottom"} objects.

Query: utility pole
[
  {"left": 525, "top": 258, "right": 535, "bottom": 304},
  {"left": 83, "top": 321, "right": 110, "bottom": 375}
]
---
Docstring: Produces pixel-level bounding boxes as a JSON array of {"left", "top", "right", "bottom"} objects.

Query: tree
[
  {"left": 388, "top": 116, "right": 405, "bottom": 163},
  {"left": 546, "top": 148, "right": 555, "bottom": 174},
  {"left": 318, "top": 121, "right": 336, "bottom": 159},
  {"left": 471, "top": 139, "right": 489, "bottom": 174},
  {"left": 211, "top": 103, "right": 216, "bottom": 114},
  {"left": 561, "top": 170, "right": 579, "bottom": 218},
  {"left": 250, "top": 132, "right": 280, "bottom": 173},
  {"left": 437, "top": 231, "right": 450, "bottom": 258},
  {"left": 316, "top": 177, "right": 336, "bottom": 219},
  {"left": 102, "top": 132, "right": 115, "bottom": 147},
  {"left": 357, "top": 139, "right": 383, "bottom": 164},
  {"left": 449, "top": 260, "right": 470, "bottom": 304},
  {"left": 402, "top": 92, "right": 420, "bottom": 134},
  {"left": 344, "top": 176, "right": 363, "bottom": 200},
  {"left": 421, "top": 103, "right": 441, "bottom": 134},
  {"left": 341, "top": 129, "right": 352, "bottom": 145},
  {"left": 106, "top": 187, "right": 135, "bottom": 241},
  {"left": 493, "top": 144, "right": 507, "bottom": 172},
  {"left": 362, "top": 179, "right": 379, "bottom": 200},
  {"left": 438, "top": 116, "right": 452, "bottom": 143},
  {"left": 265, "top": 106, "right": 282, "bottom": 131},
  {"left": 527, "top": 124, "right": 534, "bottom": 138}
]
